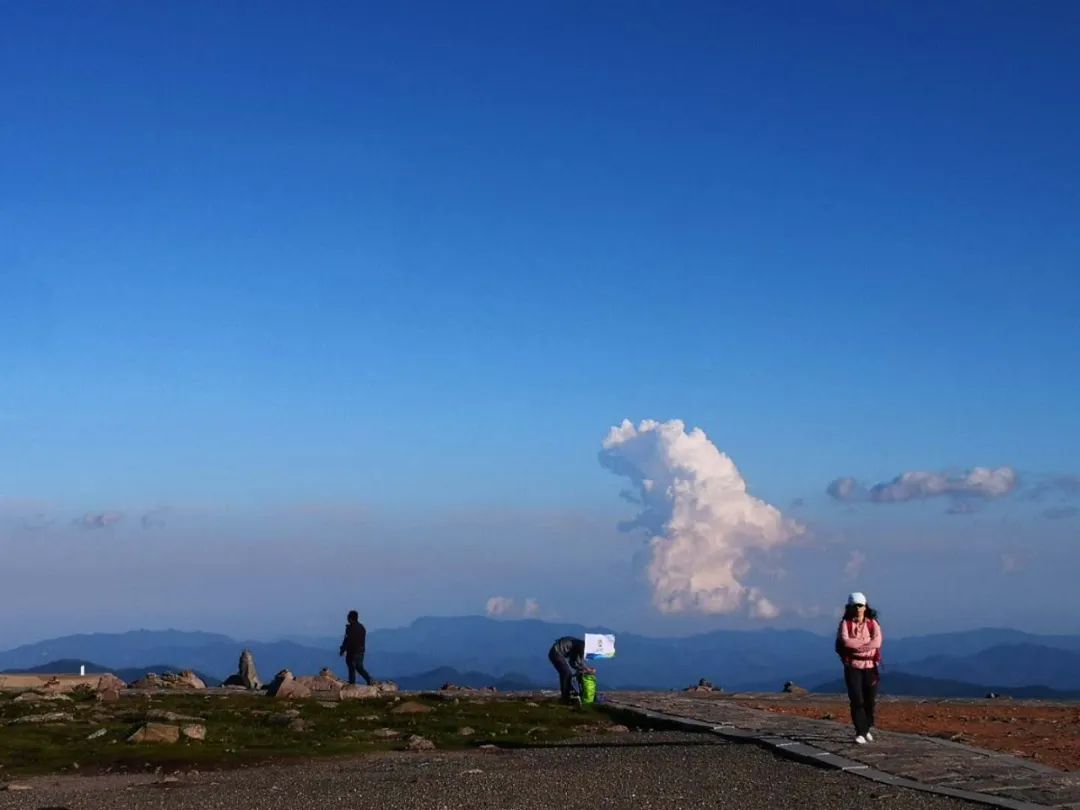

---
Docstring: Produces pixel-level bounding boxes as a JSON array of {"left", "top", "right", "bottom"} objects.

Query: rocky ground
[
  {"left": 0, "top": 731, "right": 978, "bottom": 810},
  {"left": 735, "top": 694, "right": 1080, "bottom": 771}
]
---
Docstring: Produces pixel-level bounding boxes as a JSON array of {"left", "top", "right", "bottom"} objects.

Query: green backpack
[{"left": 580, "top": 673, "right": 597, "bottom": 704}]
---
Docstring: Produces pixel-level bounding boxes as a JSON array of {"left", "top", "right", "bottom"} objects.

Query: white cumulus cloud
[
  {"left": 485, "top": 596, "right": 516, "bottom": 617},
  {"left": 599, "top": 418, "right": 801, "bottom": 618}
]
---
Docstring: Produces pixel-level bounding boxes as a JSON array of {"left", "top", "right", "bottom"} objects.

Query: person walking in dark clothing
[
  {"left": 339, "top": 610, "right": 373, "bottom": 685},
  {"left": 548, "top": 636, "right": 594, "bottom": 704}
]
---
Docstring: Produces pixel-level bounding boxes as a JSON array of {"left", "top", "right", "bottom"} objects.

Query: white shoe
[
  {"left": 854, "top": 735, "right": 868, "bottom": 744},
  {"left": 865, "top": 731, "right": 874, "bottom": 742}
]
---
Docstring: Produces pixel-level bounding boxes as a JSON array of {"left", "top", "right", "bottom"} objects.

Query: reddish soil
[{"left": 737, "top": 696, "right": 1080, "bottom": 771}]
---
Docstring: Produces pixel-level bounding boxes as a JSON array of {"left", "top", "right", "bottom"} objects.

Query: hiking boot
[{"left": 854, "top": 735, "right": 868, "bottom": 744}]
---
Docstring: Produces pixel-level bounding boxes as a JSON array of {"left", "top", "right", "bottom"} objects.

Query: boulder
[
  {"left": 222, "top": 649, "right": 262, "bottom": 690},
  {"left": 127, "top": 723, "right": 181, "bottom": 744},
  {"left": 97, "top": 688, "right": 120, "bottom": 703},
  {"left": 295, "top": 671, "right": 343, "bottom": 697},
  {"left": 96, "top": 674, "right": 126, "bottom": 693},
  {"left": 165, "top": 670, "right": 206, "bottom": 690},
  {"left": 782, "top": 681, "right": 808, "bottom": 696},
  {"left": 267, "top": 670, "right": 312, "bottom": 700},
  {"left": 339, "top": 684, "right": 380, "bottom": 700}
]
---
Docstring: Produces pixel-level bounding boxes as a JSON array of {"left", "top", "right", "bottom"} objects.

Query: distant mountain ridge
[{"left": 2, "top": 618, "right": 1079, "bottom": 696}]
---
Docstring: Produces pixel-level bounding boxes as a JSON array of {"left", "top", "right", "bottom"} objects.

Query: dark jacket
[
  {"left": 551, "top": 636, "right": 586, "bottom": 672},
  {"left": 340, "top": 621, "right": 367, "bottom": 656}
]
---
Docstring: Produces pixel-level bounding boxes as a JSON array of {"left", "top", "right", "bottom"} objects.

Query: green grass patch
[{"left": 0, "top": 691, "right": 610, "bottom": 778}]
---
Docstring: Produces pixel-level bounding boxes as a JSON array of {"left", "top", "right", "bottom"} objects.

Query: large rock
[
  {"left": 267, "top": 670, "right": 312, "bottom": 700},
  {"left": 339, "top": 684, "right": 381, "bottom": 700},
  {"left": 127, "top": 723, "right": 181, "bottom": 744},
  {"left": 129, "top": 670, "right": 205, "bottom": 691},
  {"left": 295, "top": 670, "right": 343, "bottom": 696},
  {"left": 96, "top": 674, "right": 126, "bottom": 693},
  {"left": 222, "top": 649, "right": 262, "bottom": 690}
]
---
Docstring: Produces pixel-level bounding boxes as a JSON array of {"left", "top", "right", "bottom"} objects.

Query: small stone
[
  {"left": 10, "top": 712, "right": 75, "bottom": 724},
  {"left": 288, "top": 719, "right": 307, "bottom": 732},
  {"left": 406, "top": 734, "right": 435, "bottom": 751},
  {"left": 372, "top": 727, "right": 400, "bottom": 738},
  {"left": 87, "top": 728, "right": 108, "bottom": 740},
  {"left": 127, "top": 723, "right": 181, "bottom": 744},
  {"left": 390, "top": 701, "right": 433, "bottom": 715},
  {"left": 3, "top": 783, "right": 33, "bottom": 791},
  {"left": 458, "top": 726, "right": 476, "bottom": 736},
  {"left": 607, "top": 724, "right": 631, "bottom": 734},
  {"left": 181, "top": 724, "right": 206, "bottom": 741},
  {"left": 14, "top": 692, "right": 72, "bottom": 703}
]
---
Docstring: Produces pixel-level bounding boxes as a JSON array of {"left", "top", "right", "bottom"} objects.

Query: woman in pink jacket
[{"left": 836, "top": 591, "right": 882, "bottom": 744}]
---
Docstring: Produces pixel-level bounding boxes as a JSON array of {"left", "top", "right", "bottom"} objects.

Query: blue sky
[{"left": 2, "top": 2, "right": 1078, "bottom": 647}]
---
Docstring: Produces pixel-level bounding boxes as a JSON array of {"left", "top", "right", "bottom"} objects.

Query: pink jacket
[{"left": 836, "top": 618, "right": 883, "bottom": 670}]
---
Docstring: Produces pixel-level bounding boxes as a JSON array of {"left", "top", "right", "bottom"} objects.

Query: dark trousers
[
  {"left": 844, "top": 665, "right": 878, "bottom": 735},
  {"left": 346, "top": 651, "right": 373, "bottom": 685},
  {"left": 548, "top": 646, "right": 582, "bottom": 702}
]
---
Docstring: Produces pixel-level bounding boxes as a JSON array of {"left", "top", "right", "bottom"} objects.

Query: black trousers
[
  {"left": 548, "top": 646, "right": 582, "bottom": 701},
  {"left": 844, "top": 665, "right": 878, "bottom": 735},
  {"left": 346, "top": 651, "right": 373, "bottom": 685}
]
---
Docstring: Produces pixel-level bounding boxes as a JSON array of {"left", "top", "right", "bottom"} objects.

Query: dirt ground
[{"left": 736, "top": 695, "right": 1080, "bottom": 771}]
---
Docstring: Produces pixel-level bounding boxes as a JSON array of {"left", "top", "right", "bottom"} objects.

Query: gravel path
[{"left": 0, "top": 732, "right": 980, "bottom": 809}]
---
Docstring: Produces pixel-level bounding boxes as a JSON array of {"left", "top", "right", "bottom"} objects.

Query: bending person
[{"left": 548, "top": 636, "right": 594, "bottom": 704}]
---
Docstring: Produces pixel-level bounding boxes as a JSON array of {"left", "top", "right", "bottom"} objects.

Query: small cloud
[
  {"left": 828, "top": 467, "right": 1017, "bottom": 505},
  {"left": 141, "top": 507, "right": 169, "bottom": 530},
  {"left": 523, "top": 598, "right": 541, "bottom": 618},
  {"left": 1027, "top": 475, "right": 1080, "bottom": 501},
  {"left": 826, "top": 477, "right": 863, "bottom": 501},
  {"left": 1000, "top": 553, "right": 1025, "bottom": 574},
  {"left": 485, "top": 596, "right": 515, "bottom": 618},
  {"left": 844, "top": 550, "right": 866, "bottom": 581},
  {"left": 1044, "top": 506, "right": 1079, "bottom": 521},
  {"left": 74, "top": 511, "right": 123, "bottom": 530},
  {"left": 748, "top": 591, "right": 780, "bottom": 620}
]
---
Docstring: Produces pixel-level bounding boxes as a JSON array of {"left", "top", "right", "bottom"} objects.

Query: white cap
[{"left": 847, "top": 592, "right": 867, "bottom": 606}]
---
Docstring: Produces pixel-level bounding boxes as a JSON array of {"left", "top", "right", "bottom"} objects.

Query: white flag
[{"left": 584, "top": 633, "right": 616, "bottom": 659}]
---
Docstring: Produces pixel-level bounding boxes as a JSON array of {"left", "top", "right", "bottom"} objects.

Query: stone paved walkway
[{"left": 607, "top": 693, "right": 1080, "bottom": 809}]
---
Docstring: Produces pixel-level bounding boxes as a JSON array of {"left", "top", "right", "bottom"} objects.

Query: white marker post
[{"left": 79, "top": 665, "right": 86, "bottom": 676}]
